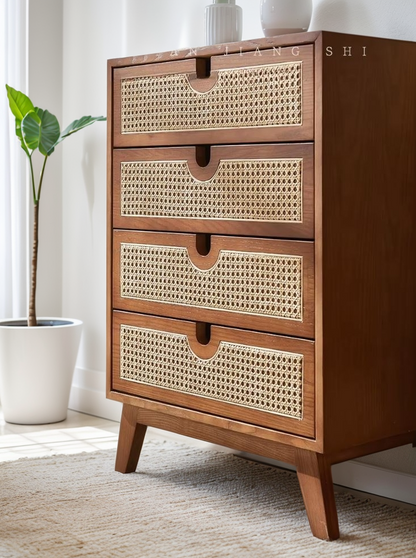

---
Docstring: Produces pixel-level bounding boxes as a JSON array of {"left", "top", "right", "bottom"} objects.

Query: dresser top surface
[
  {"left": 108, "top": 31, "right": 322, "bottom": 69},
  {"left": 107, "top": 30, "right": 416, "bottom": 69}
]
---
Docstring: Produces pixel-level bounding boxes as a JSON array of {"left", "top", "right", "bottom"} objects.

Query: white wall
[
  {"left": 30, "top": 0, "right": 416, "bottom": 496},
  {"left": 310, "top": 0, "right": 416, "bottom": 41},
  {"left": 28, "top": 0, "right": 63, "bottom": 318}
]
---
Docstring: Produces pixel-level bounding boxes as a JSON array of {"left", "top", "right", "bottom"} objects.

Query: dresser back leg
[
  {"left": 295, "top": 449, "right": 340, "bottom": 540},
  {"left": 115, "top": 404, "right": 148, "bottom": 473}
]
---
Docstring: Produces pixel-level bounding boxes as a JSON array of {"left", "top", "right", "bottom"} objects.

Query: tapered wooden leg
[
  {"left": 115, "top": 404, "right": 148, "bottom": 473},
  {"left": 295, "top": 449, "right": 340, "bottom": 540}
]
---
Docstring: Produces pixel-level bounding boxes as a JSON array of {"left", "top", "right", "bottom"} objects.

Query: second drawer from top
[{"left": 113, "top": 144, "right": 314, "bottom": 239}]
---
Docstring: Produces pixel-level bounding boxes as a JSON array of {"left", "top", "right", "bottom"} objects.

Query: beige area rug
[{"left": 1, "top": 440, "right": 415, "bottom": 558}]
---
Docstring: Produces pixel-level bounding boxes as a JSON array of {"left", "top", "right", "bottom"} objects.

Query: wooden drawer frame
[
  {"left": 113, "top": 144, "right": 314, "bottom": 239},
  {"left": 113, "top": 231, "right": 315, "bottom": 338},
  {"left": 113, "top": 46, "right": 314, "bottom": 147},
  {"left": 112, "top": 311, "right": 315, "bottom": 438}
]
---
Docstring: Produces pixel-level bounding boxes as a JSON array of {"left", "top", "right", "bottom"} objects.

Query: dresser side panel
[{"left": 320, "top": 33, "right": 416, "bottom": 453}]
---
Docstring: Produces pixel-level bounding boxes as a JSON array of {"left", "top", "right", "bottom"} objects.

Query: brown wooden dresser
[{"left": 107, "top": 31, "right": 416, "bottom": 540}]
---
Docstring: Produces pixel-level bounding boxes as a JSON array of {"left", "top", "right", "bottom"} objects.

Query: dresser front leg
[
  {"left": 295, "top": 449, "right": 340, "bottom": 541},
  {"left": 115, "top": 404, "right": 148, "bottom": 473}
]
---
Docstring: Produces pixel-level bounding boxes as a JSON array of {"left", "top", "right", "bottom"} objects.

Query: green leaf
[
  {"left": 6, "top": 85, "right": 35, "bottom": 155},
  {"left": 6, "top": 84, "right": 35, "bottom": 121},
  {"left": 21, "top": 111, "right": 41, "bottom": 151},
  {"left": 22, "top": 108, "right": 60, "bottom": 156},
  {"left": 15, "top": 120, "right": 30, "bottom": 156},
  {"left": 57, "top": 115, "right": 106, "bottom": 144}
]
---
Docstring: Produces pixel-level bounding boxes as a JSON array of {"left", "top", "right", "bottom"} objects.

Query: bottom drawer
[{"left": 112, "top": 312, "right": 315, "bottom": 438}]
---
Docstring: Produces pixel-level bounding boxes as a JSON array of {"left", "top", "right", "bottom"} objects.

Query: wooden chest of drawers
[{"left": 107, "top": 31, "right": 416, "bottom": 540}]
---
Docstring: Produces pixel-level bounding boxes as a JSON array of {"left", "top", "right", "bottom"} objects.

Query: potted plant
[{"left": 0, "top": 85, "right": 105, "bottom": 424}]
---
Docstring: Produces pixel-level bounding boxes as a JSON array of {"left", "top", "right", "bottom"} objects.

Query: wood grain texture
[
  {"left": 317, "top": 32, "right": 416, "bottom": 453},
  {"left": 112, "top": 232, "right": 315, "bottom": 338},
  {"left": 119, "top": 402, "right": 298, "bottom": 465},
  {"left": 295, "top": 449, "right": 339, "bottom": 540},
  {"left": 313, "top": 32, "right": 325, "bottom": 450},
  {"left": 112, "top": 311, "right": 315, "bottom": 437},
  {"left": 115, "top": 404, "right": 147, "bottom": 473},
  {"left": 112, "top": 46, "right": 314, "bottom": 147},
  {"left": 111, "top": 391, "right": 322, "bottom": 452},
  {"left": 106, "top": 60, "right": 114, "bottom": 400},
  {"left": 108, "top": 31, "right": 321, "bottom": 68},
  {"left": 113, "top": 143, "right": 314, "bottom": 239}
]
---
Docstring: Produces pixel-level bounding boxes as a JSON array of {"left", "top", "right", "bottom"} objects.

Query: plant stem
[
  {"left": 37, "top": 155, "right": 48, "bottom": 202},
  {"left": 28, "top": 201, "right": 39, "bottom": 327},
  {"left": 27, "top": 155, "right": 47, "bottom": 327},
  {"left": 28, "top": 154, "right": 36, "bottom": 204}
]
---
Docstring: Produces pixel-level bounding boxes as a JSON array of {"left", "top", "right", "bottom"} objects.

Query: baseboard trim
[
  {"left": 332, "top": 459, "right": 416, "bottom": 506},
  {"left": 69, "top": 367, "right": 122, "bottom": 423},
  {"left": 69, "top": 370, "right": 416, "bottom": 506}
]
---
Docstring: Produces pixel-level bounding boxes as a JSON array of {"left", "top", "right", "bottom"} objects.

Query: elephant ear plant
[{"left": 6, "top": 84, "right": 106, "bottom": 327}]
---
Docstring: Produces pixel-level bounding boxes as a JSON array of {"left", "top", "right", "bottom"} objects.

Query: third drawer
[{"left": 113, "top": 231, "right": 315, "bottom": 338}]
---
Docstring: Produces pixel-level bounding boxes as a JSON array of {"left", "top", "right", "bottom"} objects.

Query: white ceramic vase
[
  {"left": 0, "top": 318, "right": 82, "bottom": 424},
  {"left": 260, "top": 0, "right": 313, "bottom": 37},
  {"left": 205, "top": 0, "right": 243, "bottom": 45}
]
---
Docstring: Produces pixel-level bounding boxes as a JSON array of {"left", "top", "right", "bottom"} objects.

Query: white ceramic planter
[
  {"left": 260, "top": 0, "right": 313, "bottom": 37},
  {"left": 0, "top": 318, "right": 82, "bottom": 424}
]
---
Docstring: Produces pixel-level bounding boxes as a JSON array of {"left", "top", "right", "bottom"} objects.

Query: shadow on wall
[
  {"left": 81, "top": 136, "right": 102, "bottom": 231},
  {"left": 309, "top": 0, "right": 416, "bottom": 41},
  {"left": 310, "top": 0, "right": 373, "bottom": 34}
]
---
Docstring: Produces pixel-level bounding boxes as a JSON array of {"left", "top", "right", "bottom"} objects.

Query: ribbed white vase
[{"left": 205, "top": 0, "right": 243, "bottom": 46}]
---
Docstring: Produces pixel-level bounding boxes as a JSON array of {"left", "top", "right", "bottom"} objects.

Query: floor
[
  {"left": 0, "top": 407, "right": 217, "bottom": 462},
  {"left": 1, "top": 407, "right": 415, "bottom": 513},
  {"left": 0, "top": 408, "right": 120, "bottom": 461}
]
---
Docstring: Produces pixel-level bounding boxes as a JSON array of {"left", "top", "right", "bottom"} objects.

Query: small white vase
[
  {"left": 0, "top": 318, "right": 82, "bottom": 424},
  {"left": 260, "top": 0, "right": 313, "bottom": 37},
  {"left": 205, "top": 0, "right": 243, "bottom": 46}
]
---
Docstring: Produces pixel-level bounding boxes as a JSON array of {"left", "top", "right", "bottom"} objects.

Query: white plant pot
[
  {"left": 260, "top": 0, "right": 313, "bottom": 37},
  {"left": 0, "top": 318, "right": 82, "bottom": 424}
]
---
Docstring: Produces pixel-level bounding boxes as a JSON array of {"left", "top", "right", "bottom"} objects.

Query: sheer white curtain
[{"left": 0, "top": 0, "right": 28, "bottom": 319}]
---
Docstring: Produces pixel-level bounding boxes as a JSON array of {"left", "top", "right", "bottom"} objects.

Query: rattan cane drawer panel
[
  {"left": 113, "top": 46, "right": 314, "bottom": 147},
  {"left": 113, "top": 144, "right": 314, "bottom": 239},
  {"left": 112, "top": 312, "right": 315, "bottom": 437},
  {"left": 113, "top": 232, "right": 315, "bottom": 338}
]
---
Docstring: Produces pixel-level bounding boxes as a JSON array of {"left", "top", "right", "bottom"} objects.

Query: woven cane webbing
[
  {"left": 120, "top": 62, "right": 302, "bottom": 133},
  {"left": 120, "top": 244, "right": 303, "bottom": 321},
  {"left": 120, "top": 159, "right": 302, "bottom": 222},
  {"left": 119, "top": 325, "right": 304, "bottom": 419}
]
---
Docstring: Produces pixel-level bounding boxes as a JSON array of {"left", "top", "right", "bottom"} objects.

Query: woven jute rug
[{"left": 1, "top": 440, "right": 415, "bottom": 557}]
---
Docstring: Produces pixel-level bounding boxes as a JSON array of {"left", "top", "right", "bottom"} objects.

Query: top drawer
[{"left": 113, "top": 46, "right": 314, "bottom": 147}]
